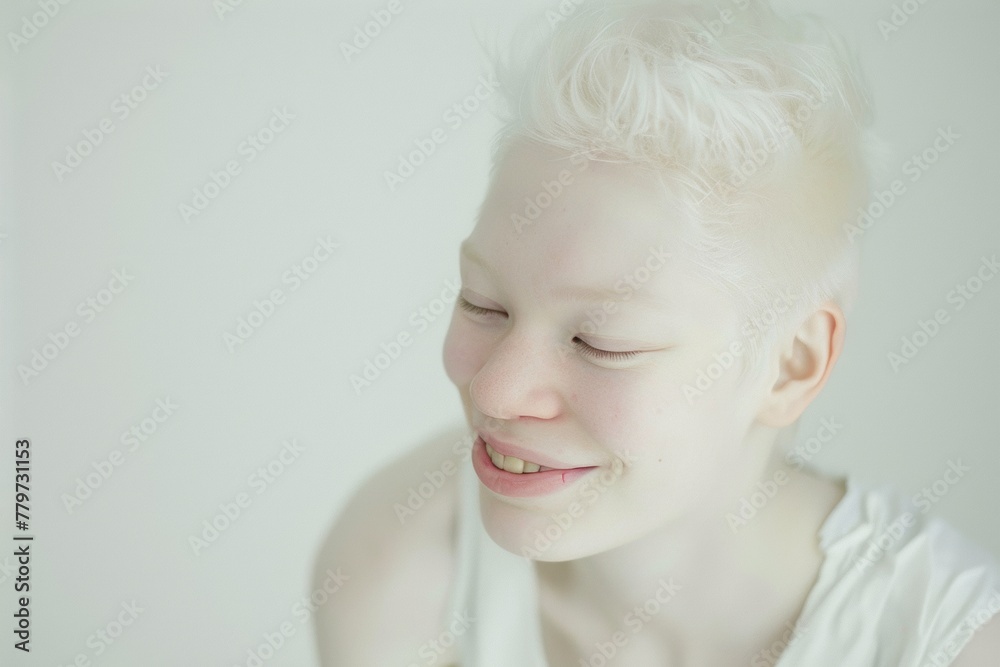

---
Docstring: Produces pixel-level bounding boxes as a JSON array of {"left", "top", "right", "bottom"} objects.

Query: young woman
[{"left": 315, "top": 2, "right": 1000, "bottom": 664}]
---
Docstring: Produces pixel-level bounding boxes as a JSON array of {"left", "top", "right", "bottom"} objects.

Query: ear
[{"left": 757, "top": 302, "right": 846, "bottom": 427}]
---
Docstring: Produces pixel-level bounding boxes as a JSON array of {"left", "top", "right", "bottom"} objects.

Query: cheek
[
  {"left": 442, "top": 314, "right": 485, "bottom": 387},
  {"left": 573, "top": 365, "right": 740, "bottom": 470},
  {"left": 570, "top": 372, "right": 685, "bottom": 456}
]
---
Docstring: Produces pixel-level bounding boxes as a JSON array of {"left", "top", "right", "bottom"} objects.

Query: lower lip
[{"left": 471, "top": 436, "right": 597, "bottom": 498}]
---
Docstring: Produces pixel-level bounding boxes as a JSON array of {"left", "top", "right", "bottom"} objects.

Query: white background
[{"left": 3, "top": 0, "right": 998, "bottom": 665}]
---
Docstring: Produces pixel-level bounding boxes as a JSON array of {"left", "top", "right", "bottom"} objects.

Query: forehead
[
  {"left": 474, "top": 141, "right": 684, "bottom": 276},
  {"left": 465, "top": 140, "right": 737, "bottom": 327}
]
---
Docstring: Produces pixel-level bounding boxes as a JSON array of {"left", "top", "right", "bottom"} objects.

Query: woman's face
[{"left": 443, "top": 140, "right": 774, "bottom": 560}]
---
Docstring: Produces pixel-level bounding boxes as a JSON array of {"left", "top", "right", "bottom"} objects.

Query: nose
[{"left": 469, "top": 329, "right": 562, "bottom": 422}]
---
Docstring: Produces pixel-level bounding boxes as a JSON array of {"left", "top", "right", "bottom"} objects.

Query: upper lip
[{"left": 477, "top": 431, "right": 597, "bottom": 470}]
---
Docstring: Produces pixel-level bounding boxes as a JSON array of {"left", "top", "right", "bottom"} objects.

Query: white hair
[{"left": 479, "top": 0, "right": 890, "bottom": 376}]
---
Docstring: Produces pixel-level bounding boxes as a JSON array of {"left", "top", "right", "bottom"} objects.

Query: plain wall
[{"left": 3, "top": 0, "right": 998, "bottom": 664}]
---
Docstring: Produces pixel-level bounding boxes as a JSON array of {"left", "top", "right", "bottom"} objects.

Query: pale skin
[
  {"left": 313, "top": 139, "right": 1000, "bottom": 665},
  {"left": 441, "top": 139, "right": 852, "bottom": 664}
]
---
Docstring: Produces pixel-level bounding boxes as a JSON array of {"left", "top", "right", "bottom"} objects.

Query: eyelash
[
  {"left": 457, "top": 296, "right": 641, "bottom": 362},
  {"left": 457, "top": 296, "right": 498, "bottom": 318}
]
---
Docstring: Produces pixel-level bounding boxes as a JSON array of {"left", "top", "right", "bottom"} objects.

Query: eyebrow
[{"left": 460, "top": 241, "right": 673, "bottom": 312}]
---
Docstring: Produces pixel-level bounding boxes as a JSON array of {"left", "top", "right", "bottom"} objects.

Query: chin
[{"left": 478, "top": 491, "right": 616, "bottom": 561}]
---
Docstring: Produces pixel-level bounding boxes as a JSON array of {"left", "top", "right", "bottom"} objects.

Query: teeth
[
  {"left": 503, "top": 456, "right": 524, "bottom": 474},
  {"left": 485, "top": 443, "right": 545, "bottom": 474},
  {"left": 489, "top": 448, "right": 505, "bottom": 469}
]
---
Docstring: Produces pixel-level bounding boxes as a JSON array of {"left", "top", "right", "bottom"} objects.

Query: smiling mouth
[{"left": 484, "top": 442, "right": 557, "bottom": 474}]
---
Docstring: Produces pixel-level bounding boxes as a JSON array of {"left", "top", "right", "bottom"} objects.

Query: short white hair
[{"left": 481, "top": 0, "right": 890, "bottom": 376}]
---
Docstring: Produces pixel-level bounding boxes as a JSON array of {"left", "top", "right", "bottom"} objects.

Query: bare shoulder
[
  {"left": 311, "top": 424, "right": 473, "bottom": 666},
  {"left": 948, "top": 610, "right": 1000, "bottom": 667}
]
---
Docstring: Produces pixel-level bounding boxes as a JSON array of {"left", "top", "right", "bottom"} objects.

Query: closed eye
[
  {"left": 457, "top": 295, "right": 505, "bottom": 317},
  {"left": 572, "top": 338, "right": 642, "bottom": 361},
  {"left": 458, "top": 296, "right": 644, "bottom": 362}
]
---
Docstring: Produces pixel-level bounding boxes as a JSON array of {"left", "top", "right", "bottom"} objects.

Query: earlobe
[{"left": 757, "top": 303, "right": 846, "bottom": 427}]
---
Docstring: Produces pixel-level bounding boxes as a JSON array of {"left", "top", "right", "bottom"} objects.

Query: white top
[{"left": 442, "top": 456, "right": 1000, "bottom": 666}]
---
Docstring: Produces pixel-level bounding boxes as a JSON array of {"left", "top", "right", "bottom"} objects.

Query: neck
[{"left": 534, "top": 461, "right": 846, "bottom": 661}]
